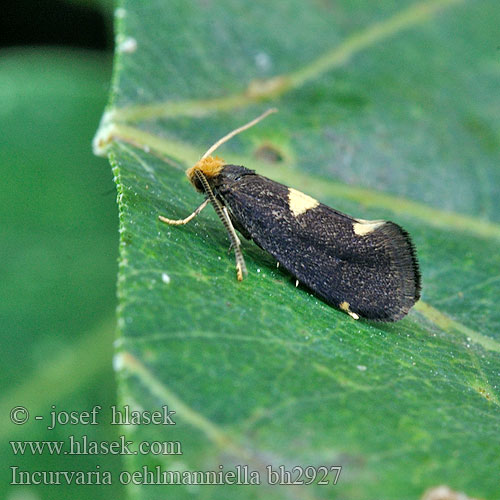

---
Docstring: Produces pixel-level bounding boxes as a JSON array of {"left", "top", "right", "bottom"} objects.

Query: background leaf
[
  {"left": 1, "top": 48, "right": 123, "bottom": 500},
  {"left": 97, "top": 1, "right": 500, "bottom": 498}
]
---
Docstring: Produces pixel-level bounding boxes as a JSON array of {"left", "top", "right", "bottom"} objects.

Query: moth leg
[
  {"left": 158, "top": 199, "right": 209, "bottom": 225},
  {"left": 193, "top": 170, "right": 247, "bottom": 281},
  {"left": 220, "top": 197, "right": 252, "bottom": 240}
]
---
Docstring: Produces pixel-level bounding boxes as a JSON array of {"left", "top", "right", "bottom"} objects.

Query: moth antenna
[
  {"left": 201, "top": 108, "right": 278, "bottom": 160},
  {"left": 194, "top": 170, "right": 248, "bottom": 280}
]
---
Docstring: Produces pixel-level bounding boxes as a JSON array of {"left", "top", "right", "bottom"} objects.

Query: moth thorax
[{"left": 186, "top": 156, "right": 225, "bottom": 191}]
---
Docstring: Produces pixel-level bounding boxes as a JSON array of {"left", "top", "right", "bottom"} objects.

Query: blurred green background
[
  {"left": 2, "top": 1, "right": 499, "bottom": 499},
  {"left": 1, "top": 1, "right": 125, "bottom": 499}
]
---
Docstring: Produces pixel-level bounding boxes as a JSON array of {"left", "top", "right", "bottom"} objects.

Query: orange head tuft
[{"left": 186, "top": 156, "right": 225, "bottom": 190}]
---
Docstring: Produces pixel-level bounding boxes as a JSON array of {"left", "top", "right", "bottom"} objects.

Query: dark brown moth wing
[{"left": 214, "top": 165, "right": 420, "bottom": 321}]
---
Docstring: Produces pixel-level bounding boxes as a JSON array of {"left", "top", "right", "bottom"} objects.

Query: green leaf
[
  {"left": 96, "top": 1, "right": 500, "bottom": 498},
  {"left": 0, "top": 49, "right": 122, "bottom": 500}
]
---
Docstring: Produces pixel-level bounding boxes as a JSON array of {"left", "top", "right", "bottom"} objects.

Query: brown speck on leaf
[
  {"left": 477, "top": 387, "right": 491, "bottom": 400},
  {"left": 254, "top": 143, "right": 284, "bottom": 163}
]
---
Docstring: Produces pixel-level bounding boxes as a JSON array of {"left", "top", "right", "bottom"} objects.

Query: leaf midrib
[
  {"left": 107, "top": 0, "right": 464, "bottom": 123},
  {"left": 108, "top": 132, "right": 500, "bottom": 243}
]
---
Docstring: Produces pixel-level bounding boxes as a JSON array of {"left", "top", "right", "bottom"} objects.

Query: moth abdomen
[
  {"left": 214, "top": 170, "right": 420, "bottom": 321},
  {"left": 341, "top": 220, "right": 420, "bottom": 321}
]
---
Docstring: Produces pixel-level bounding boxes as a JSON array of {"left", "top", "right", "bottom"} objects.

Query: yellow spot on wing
[
  {"left": 339, "top": 301, "right": 360, "bottom": 320},
  {"left": 353, "top": 218, "right": 385, "bottom": 236},
  {"left": 288, "top": 188, "right": 319, "bottom": 217}
]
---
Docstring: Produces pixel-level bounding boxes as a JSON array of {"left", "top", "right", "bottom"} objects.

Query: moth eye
[{"left": 193, "top": 178, "right": 204, "bottom": 191}]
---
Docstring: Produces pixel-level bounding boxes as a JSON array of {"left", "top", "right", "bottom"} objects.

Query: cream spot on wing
[
  {"left": 339, "top": 301, "right": 359, "bottom": 320},
  {"left": 353, "top": 219, "right": 385, "bottom": 236},
  {"left": 288, "top": 188, "right": 319, "bottom": 217}
]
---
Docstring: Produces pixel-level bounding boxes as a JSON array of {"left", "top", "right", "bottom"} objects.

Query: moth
[{"left": 159, "top": 109, "right": 420, "bottom": 321}]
